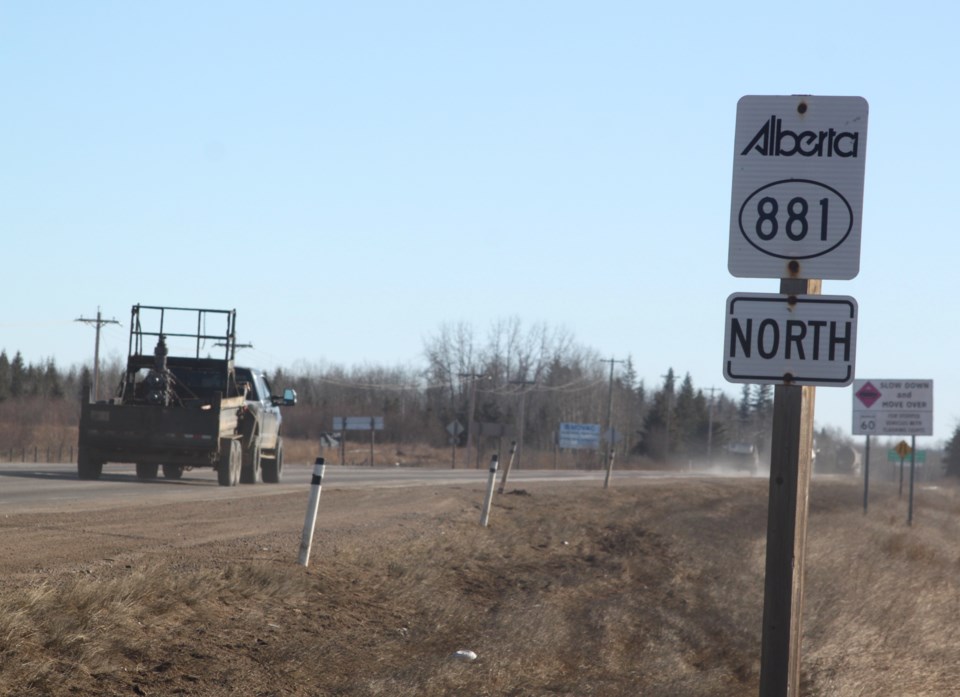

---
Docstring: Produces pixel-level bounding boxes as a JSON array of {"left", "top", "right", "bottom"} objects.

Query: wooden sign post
[{"left": 758, "top": 278, "right": 819, "bottom": 697}]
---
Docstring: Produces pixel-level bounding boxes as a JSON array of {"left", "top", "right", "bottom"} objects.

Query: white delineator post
[
  {"left": 480, "top": 454, "right": 499, "bottom": 527},
  {"left": 603, "top": 450, "right": 616, "bottom": 489},
  {"left": 298, "top": 458, "right": 326, "bottom": 567},
  {"left": 498, "top": 440, "right": 517, "bottom": 495}
]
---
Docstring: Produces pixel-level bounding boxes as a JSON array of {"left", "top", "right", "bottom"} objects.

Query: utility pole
[
  {"left": 509, "top": 378, "right": 536, "bottom": 471},
  {"left": 74, "top": 308, "right": 120, "bottom": 402},
  {"left": 705, "top": 387, "right": 720, "bottom": 466},
  {"left": 600, "top": 357, "right": 625, "bottom": 472},
  {"left": 661, "top": 371, "right": 675, "bottom": 460},
  {"left": 458, "top": 371, "right": 488, "bottom": 468}
]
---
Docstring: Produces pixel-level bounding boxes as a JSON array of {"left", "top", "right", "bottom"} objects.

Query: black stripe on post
[{"left": 312, "top": 457, "right": 325, "bottom": 485}]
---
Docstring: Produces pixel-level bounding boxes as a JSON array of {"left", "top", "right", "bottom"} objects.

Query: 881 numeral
[{"left": 755, "top": 196, "right": 829, "bottom": 242}]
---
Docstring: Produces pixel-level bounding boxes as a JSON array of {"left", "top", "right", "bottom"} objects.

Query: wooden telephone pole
[
  {"left": 458, "top": 371, "right": 488, "bottom": 468},
  {"left": 74, "top": 308, "right": 120, "bottom": 402},
  {"left": 507, "top": 378, "right": 536, "bottom": 472},
  {"left": 599, "top": 357, "right": 625, "bottom": 482}
]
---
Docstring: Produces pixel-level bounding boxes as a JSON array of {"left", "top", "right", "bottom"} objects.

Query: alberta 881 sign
[{"left": 729, "top": 95, "right": 868, "bottom": 280}]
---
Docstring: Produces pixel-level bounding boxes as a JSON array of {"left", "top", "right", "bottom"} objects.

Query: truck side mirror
[{"left": 273, "top": 388, "right": 297, "bottom": 406}]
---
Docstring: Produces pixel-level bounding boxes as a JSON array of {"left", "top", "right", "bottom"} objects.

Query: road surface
[{"left": 0, "top": 461, "right": 690, "bottom": 514}]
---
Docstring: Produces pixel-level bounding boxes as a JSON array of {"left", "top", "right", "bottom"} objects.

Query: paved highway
[{"left": 0, "top": 462, "right": 684, "bottom": 514}]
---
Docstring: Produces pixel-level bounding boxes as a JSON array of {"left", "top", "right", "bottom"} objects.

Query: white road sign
[
  {"left": 723, "top": 292, "right": 858, "bottom": 386},
  {"left": 729, "top": 95, "right": 868, "bottom": 280},
  {"left": 851, "top": 379, "right": 933, "bottom": 436},
  {"left": 333, "top": 416, "right": 384, "bottom": 431}
]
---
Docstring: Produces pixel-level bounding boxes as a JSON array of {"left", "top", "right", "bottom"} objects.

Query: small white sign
[
  {"left": 729, "top": 95, "right": 868, "bottom": 280},
  {"left": 851, "top": 379, "right": 934, "bottom": 436},
  {"left": 723, "top": 292, "right": 858, "bottom": 386},
  {"left": 333, "top": 416, "right": 384, "bottom": 431}
]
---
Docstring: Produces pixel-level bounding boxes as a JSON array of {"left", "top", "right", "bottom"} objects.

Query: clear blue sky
[{"left": 1, "top": 1, "right": 956, "bottom": 446}]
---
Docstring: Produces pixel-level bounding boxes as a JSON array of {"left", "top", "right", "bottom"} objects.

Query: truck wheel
[
  {"left": 162, "top": 464, "right": 184, "bottom": 480},
  {"left": 136, "top": 462, "right": 159, "bottom": 480},
  {"left": 240, "top": 440, "right": 263, "bottom": 484},
  {"left": 77, "top": 449, "right": 103, "bottom": 480},
  {"left": 218, "top": 439, "right": 241, "bottom": 487},
  {"left": 262, "top": 439, "right": 283, "bottom": 483}
]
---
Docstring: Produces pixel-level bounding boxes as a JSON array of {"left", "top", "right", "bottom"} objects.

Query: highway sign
[
  {"left": 851, "top": 379, "right": 933, "bottom": 436},
  {"left": 446, "top": 420, "right": 465, "bottom": 437},
  {"left": 333, "top": 416, "right": 384, "bottom": 431},
  {"left": 887, "top": 448, "right": 926, "bottom": 464},
  {"left": 558, "top": 422, "right": 601, "bottom": 450},
  {"left": 729, "top": 95, "right": 869, "bottom": 280},
  {"left": 894, "top": 440, "right": 911, "bottom": 459},
  {"left": 723, "top": 292, "right": 858, "bottom": 386}
]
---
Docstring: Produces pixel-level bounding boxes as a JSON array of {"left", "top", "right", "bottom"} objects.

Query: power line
[
  {"left": 74, "top": 308, "right": 121, "bottom": 402},
  {"left": 600, "top": 357, "right": 626, "bottom": 469},
  {"left": 457, "top": 372, "right": 489, "bottom": 468}
]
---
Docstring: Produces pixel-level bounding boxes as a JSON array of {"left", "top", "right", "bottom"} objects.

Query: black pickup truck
[{"left": 77, "top": 305, "right": 296, "bottom": 486}]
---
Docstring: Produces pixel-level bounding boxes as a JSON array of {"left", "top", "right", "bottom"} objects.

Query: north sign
[
  {"left": 723, "top": 292, "right": 858, "bottom": 386},
  {"left": 729, "top": 95, "right": 869, "bottom": 280}
]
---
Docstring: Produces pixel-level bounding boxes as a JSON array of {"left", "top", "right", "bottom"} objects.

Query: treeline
[
  {"left": 0, "top": 351, "right": 92, "bottom": 401},
  {"left": 0, "top": 319, "right": 856, "bottom": 465},
  {"left": 273, "top": 319, "right": 785, "bottom": 464},
  {"left": 0, "top": 351, "right": 92, "bottom": 453},
  {"left": 942, "top": 425, "right": 960, "bottom": 477}
]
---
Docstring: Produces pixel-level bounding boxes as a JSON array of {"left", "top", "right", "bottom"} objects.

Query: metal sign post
[
  {"left": 895, "top": 440, "right": 911, "bottom": 498},
  {"left": 855, "top": 380, "right": 934, "bottom": 524},
  {"left": 908, "top": 436, "right": 917, "bottom": 526},
  {"left": 333, "top": 416, "right": 385, "bottom": 466},
  {"left": 862, "top": 435, "right": 871, "bottom": 514}
]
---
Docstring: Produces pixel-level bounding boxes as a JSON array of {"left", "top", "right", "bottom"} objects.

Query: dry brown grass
[
  {"left": 0, "top": 477, "right": 958, "bottom": 695},
  {"left": 0, "top": 563, "right": 311, "bottom": 694}
]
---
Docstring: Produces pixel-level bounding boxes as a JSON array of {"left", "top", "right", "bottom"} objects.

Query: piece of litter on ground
[{"left": 452, "top": 649, "right": 477, "bottom": 662}]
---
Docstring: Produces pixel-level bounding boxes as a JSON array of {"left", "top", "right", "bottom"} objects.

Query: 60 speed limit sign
[{"left": 729, "top": 95, "right": 868, "bottom": 280}]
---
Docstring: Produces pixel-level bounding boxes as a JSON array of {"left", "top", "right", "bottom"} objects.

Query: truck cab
[{"left": 234, "top": 367, "right": 297, "bottom": 483}]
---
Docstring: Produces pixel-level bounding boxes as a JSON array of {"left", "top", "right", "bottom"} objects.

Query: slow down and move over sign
[
  {"left": 723, "top": 292, "right": 858, "bottom": 386},
  {"left": 851, "top": 379, "right": 933, "bottom": 436}
]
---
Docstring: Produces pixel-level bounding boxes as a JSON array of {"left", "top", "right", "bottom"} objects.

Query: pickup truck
[{"left": 77, "top": 305, "right": 296, "bottom": 486}]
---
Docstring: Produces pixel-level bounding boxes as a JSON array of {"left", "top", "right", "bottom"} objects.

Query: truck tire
[
  {"left": 136, "top": 462, "right": 159, "bottom": 480},
  {"left": 218, "top": 439, "right": 241, "bottom": 487},
  {"left": 240, "top": 438, "right": 263, "bottom": 484},
  {"left": 162, "top": 464, "right": 184, "bottom": 480},
  {"left": 77, "top": 449, "right": 103, "bottom": 480},
  {"left": 262, "top": 438, "right": 283, "bottom": 483}
]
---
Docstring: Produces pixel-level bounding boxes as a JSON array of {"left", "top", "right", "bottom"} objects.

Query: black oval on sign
[{"left": 738, "top": 179, "right": 854, "bottom": 260}]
